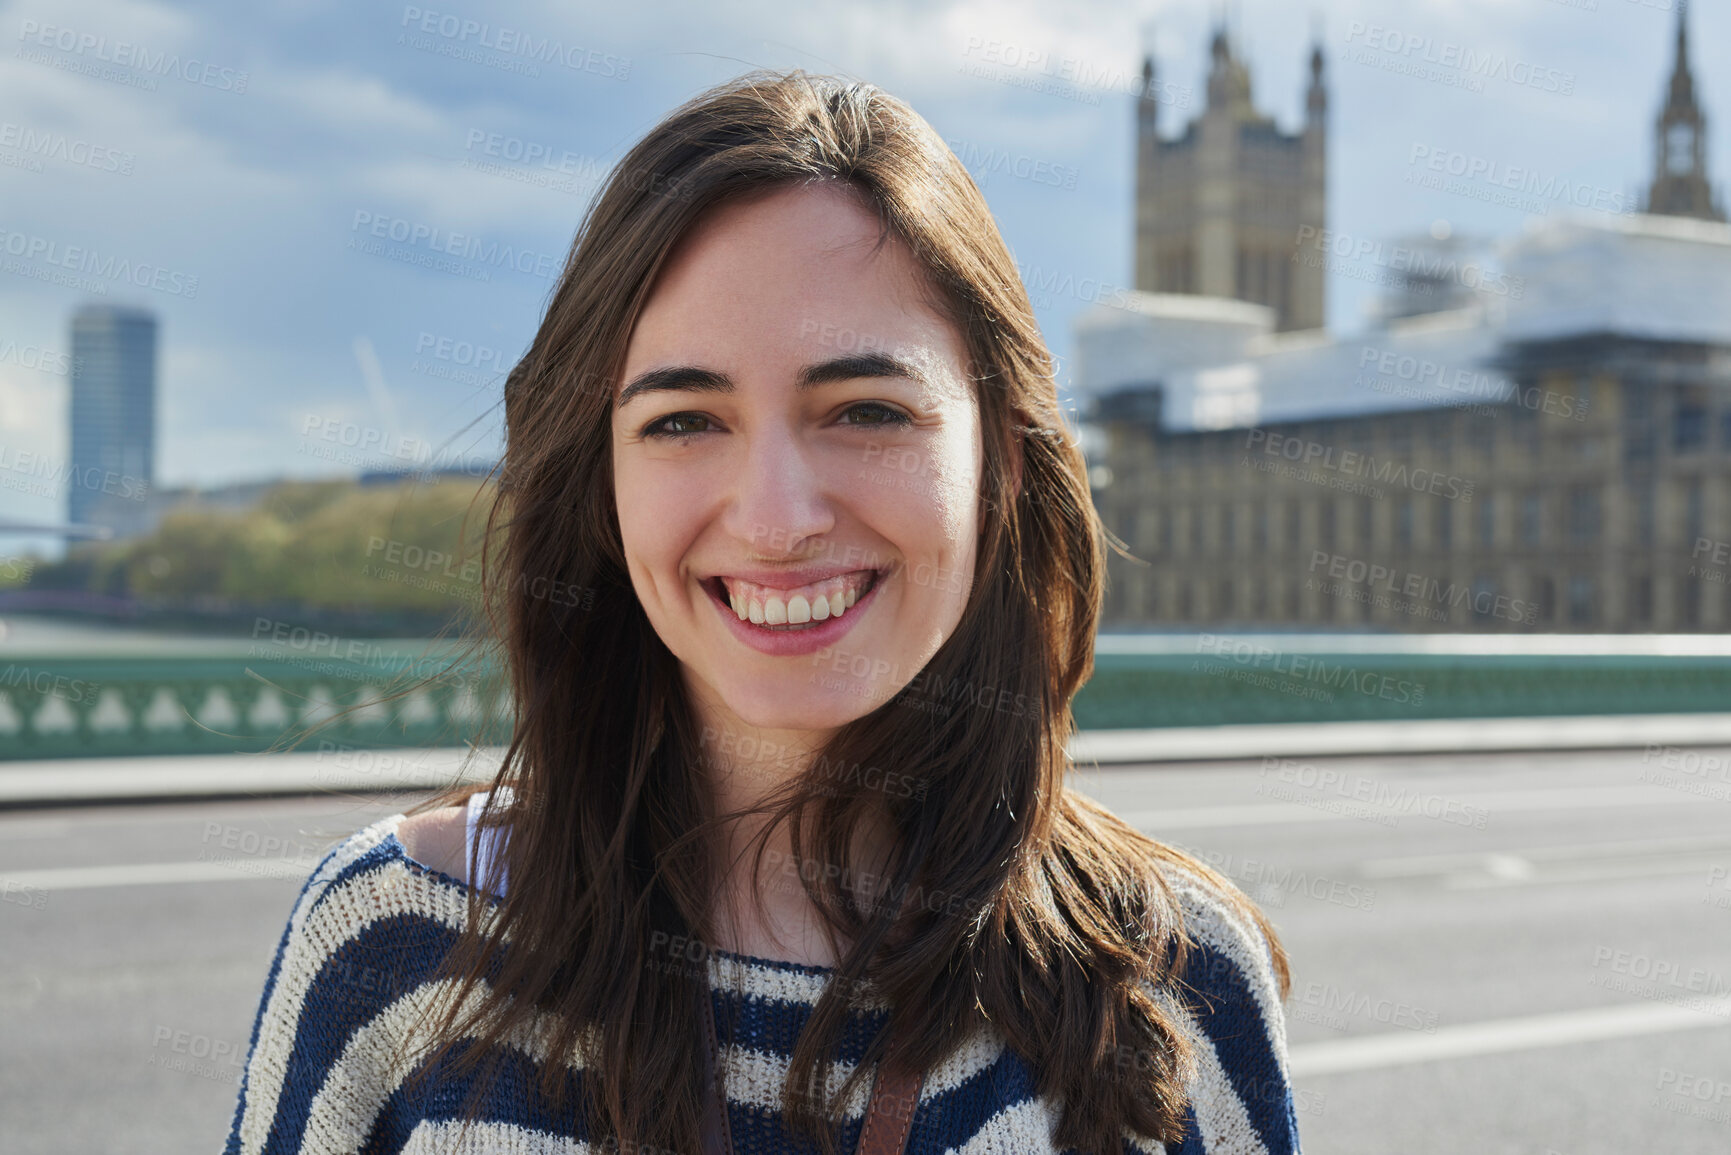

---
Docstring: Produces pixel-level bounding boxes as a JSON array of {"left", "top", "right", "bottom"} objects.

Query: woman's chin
[{"left": 720, "top": 682, "right": 890, "bottom": 736}]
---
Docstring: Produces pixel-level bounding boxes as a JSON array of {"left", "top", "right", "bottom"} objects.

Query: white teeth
[{"left": 718, "top": 571, "right": 876, "bottom": 629}]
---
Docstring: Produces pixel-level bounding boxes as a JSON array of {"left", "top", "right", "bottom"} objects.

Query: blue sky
[{"left": 0, "top": 0, "right": 1723, "bottom": 554}]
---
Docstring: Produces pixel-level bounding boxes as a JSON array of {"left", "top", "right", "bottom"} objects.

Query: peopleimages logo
[
  {"left": 398, "top": 7, "right": 630, "bottom": 79},
  {"left": 1343, "top": 21, "right": 1575, "bottom": 96},
  {"left": 0, "top": 227, "right": 198, "bottom": 297},
  {"left": 349, "top": 210, "right": 560, "bottom": 280},
  {"left": 1294, "top": 225, "right": 1525, "bottom": 300},
  {"left": 15, "top": 19, "right": 250, "bottom": 92}
]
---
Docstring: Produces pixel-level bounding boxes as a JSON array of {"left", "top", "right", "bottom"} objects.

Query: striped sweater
[{"left": 223, "top": 812, "right": 1302, "bottom": 1154}]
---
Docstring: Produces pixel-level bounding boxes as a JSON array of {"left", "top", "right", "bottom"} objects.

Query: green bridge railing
[
  {"left": 4, "top": 630, "right": 1731, "bottom": 760},
  {"left": 0, "top": 633, "right": 506, "bottom": 760}
]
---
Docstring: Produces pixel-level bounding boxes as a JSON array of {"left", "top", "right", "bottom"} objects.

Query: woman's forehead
[{"left": 621, "top": 186, "right": 969, "bottom": 394}]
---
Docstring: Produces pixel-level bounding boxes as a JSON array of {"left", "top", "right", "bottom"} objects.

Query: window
[
  {"left": 1567, "top": 575, "right": 1593, "bottom": 625},
  {"left": 1320, "top": 500, "right": 1336, "bottom": 548},
  {"left": 1217, "top": 578, "right": 1234, "bottom": 617},
  {"left": 1252, "top": 578, "right": 1268, "bottom": 619},
  {"left": 1521, "top": 492, "right": 1544, "bottom": 546},
  {"left": 1160, "top": 508, "right": 1173, "bottom": 552},
  {"left": 1178, "top": 579, "right": 1193, "bottom": 620},
  {"left": 1512, "top": 405, "right": 1541, "bottom": 454},
  {"left": 1477, "top": 494, "right": 1495, "bottom": 547},
  {"left": 1634, "top": 483, "right": 1656, "bottom": 547},
  {"left": 1253, "top": 503, "right": 1268, "bottom": 550},
  {"left": 1438, "top": 501, "right": 1452, "bottom": 549},
  {"left": 1567, "top": 488, "right": 1600, "bottom": 544},
  {"left": 1426, "top": 415, "right": 1451, "bottom": 457},
  {"left": 1675, "top": 396, "right": 1708, "bottom": 451},
  {"left": 1221, "top": 505, "right": 1236, "bottom": 553},
  {"left": 1471, "top": 573, "right": 1497, "bottom": 620},
  {"left": 1395, "top": 499, "right": 1414, "bottom": 548},
  {"left": 1286, "top": 579, "right": 1301, "bottom": 618},
  {"left": 1190, "top": 506, "right": 1205, "bottom": 551},
  {"left": 1626, "top": 387, "right": 1654, "bottom": 463},
  {"left": 1287, "top": 500, "right": 1302, "bottom": 548},
  {"left": 1358, "top": 497, "right": 1374, "bottom": 544},
  {"left": 1629, "top": 574, "right": 1652, "bottom": 624},
  {"left": 1534, "top": 575, "right": 1555, "bottom": 623},
  {"left": 1681, "top": 577, "right": 1702, "bottom": 628},
  {"left": 1389, "top": 419, "right": 1412, "bottom": 459},
  {"left": 1686, "top": 480, "right": 1704, "bottom": 545}
]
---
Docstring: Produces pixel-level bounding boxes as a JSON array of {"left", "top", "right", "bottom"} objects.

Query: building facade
[
  {"left": 1134, "top": 27, "right": 1327, "bottom": 331},
  {"left": 1087, "top": 7, "right": 1731, "bottom": 633},
  {"left": 68, "top": 304, "right": 157, "bottom": 538}
]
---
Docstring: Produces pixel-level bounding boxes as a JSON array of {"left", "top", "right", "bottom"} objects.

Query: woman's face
[{"left": 612, "top": 183, "right": 982, "bottom": 740}]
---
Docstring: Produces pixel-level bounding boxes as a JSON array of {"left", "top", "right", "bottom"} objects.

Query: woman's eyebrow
[{"left": 616, "top": 352, "right": 931, "bottom": 407}]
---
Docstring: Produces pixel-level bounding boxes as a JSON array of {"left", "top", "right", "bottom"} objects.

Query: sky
[{"left": 0, "top": 0, "right": 1723, "bottom": 556}]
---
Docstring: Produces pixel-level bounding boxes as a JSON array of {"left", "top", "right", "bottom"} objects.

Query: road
[{"left": 2, "top": 744, "right": 1728, "bottom": 1153}]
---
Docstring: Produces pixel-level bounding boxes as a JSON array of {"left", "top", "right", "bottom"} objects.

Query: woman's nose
[{"left": 722, "top": 425, "right": 837, "bottom": 554}]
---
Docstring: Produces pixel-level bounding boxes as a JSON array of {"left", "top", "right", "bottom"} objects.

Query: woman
[{"left": 225, "top": 71, "right": 1300, "bottom": 1155}]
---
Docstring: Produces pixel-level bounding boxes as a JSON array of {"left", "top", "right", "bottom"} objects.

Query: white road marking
[
  {"left": 3, "top": 858, "right": 315, "bottom": 891},
  {"left": 1121, "top": 784, "right": 1693, "bottom": 832},
  {"left": 1290, "top": 996, "right": 1731, "bottom": 1077},
  {"left": 1359, "top": 833, "right": 1731, "bottom": 888}
]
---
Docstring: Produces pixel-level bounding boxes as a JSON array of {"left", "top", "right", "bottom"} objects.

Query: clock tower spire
[{"left": 1646, "top": 0, "right": 1726, "bottom": 221}]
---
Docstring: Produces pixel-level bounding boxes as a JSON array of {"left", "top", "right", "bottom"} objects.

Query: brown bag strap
[
  {"left": 700, "top": 982, "right": 925, "bottom": 1155},
  {"left": 856, "top": 1060, "right": 925, "bottom": 1155}
]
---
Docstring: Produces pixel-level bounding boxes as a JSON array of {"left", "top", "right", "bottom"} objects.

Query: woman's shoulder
[
  {"left": 1143, "top": 848, "right": 1302, "bottom": 1153},
  {"left": 224, "top": 813, "right": 489, "bottom": 1155},
  {"left": 394, "top": 803, "right": 471, "bottom": 883},
  {"left": 276, "top": 810, "right": 482, "bottom": 958},
  {"left": 1152, "top": 852, "right": 1286, "bottom": 994}
]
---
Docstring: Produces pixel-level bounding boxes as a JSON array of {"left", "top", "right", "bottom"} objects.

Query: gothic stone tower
[
  {"left": 1135, "top": 27, "right": 1327, "bottom": 331},
  {"left": 1646, "top": 0, "right": 1725, "bottom": 222}
]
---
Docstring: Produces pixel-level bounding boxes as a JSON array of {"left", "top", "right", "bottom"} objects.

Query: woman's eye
[
  {"left": 841, "top": 402, "right": 912, "bottom": 428},
  {"left": 643, "top": 413, "right": 714, "bottom": 438}
]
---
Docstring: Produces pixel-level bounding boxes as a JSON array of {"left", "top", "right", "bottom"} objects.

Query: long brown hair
[{"left": 401, "top": 69, "right": 1289, "bottom": 1155}]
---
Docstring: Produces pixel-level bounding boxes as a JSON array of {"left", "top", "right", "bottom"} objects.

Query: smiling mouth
[{"left": 703, "top": 569, "right": 884, "bottom": 630}]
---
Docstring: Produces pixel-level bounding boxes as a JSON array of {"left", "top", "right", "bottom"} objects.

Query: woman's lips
[
  {"left": 702, "top": 567, "right": 890, "bottom": 656},
  {"left": 713, "top": 569, "right": 878, "bottom": 626}
]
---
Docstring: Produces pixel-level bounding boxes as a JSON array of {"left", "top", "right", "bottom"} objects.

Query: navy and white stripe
[{"left": 224, "top": 814, "right": 1302, "bottom": 1154}]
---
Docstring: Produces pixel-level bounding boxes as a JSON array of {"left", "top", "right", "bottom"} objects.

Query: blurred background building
[
  {"left": 1134, "top": 26, "right": 1327, "bottom": 331},
  {"left": 1084, "top": 6, "right": 1731, "bottom": 633},
  {"left": 67, "top": 303, "right": 156, "bottom": 539}
]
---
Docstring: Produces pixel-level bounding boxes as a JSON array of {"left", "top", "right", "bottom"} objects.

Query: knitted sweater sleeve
[
  {"left": 1151, "top": 866, "right": 1304, "bottom": 1155},
  {"left": 220, "top": 819, "right": 466, "bottom": 1155}
]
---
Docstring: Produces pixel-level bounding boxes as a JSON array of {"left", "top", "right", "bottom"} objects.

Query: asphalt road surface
[{"left": 2, "top": 744, "right": 1728, "bottom": 1153}]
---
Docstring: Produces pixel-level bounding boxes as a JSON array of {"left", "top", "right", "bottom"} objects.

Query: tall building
[
  {"left": 1645, "top": 1, "right": 1725, "bottom": 222},
  {"left": 69, "top": 304, "right": 156, "bottom": 537},
  {"left": 1081, "top": 18, "right": 1731, "bottom": 634},
  {"left": 1134, "top": 26, "right": 1327, "bottom": 331}
]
